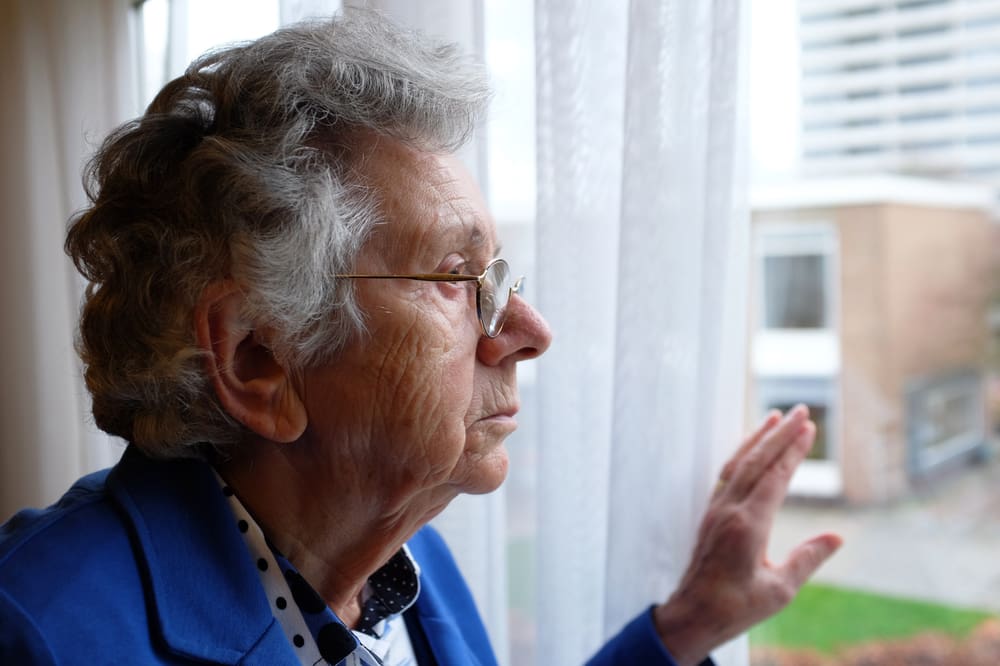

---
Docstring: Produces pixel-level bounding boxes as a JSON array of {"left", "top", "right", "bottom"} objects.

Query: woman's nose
[{"left": 476, "top": 294, "right": 552, "bottom": 366}]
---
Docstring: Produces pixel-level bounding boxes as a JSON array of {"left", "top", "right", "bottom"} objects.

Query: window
[
  {"left": 844, "top": 34, "right": 880, "bottom": 45},
  {"left": 844, "top": 117, "right": 884, "bottom": 128},
  {"left": 908, "top": 371, "right": 986, "bottom": 474},
  {"left": 757, "top": 377, "right": 840, "bottom": 496},
  {"left": 846, "top": 89, "right": 883, "bottom": 100},
  {"left": 751, "top": 3, "right": 999, "bottom": 658},
  {"left": 900, "top": 139, "right": 954, "bottom": 151},
  {"left": 967, "top": 74, "right": 1000, "bottom": 88},
  {"left": 759, "top": 382, "right": 835, "bottom": 463},
  {"left": 843, "top": 61, "right": 882, "bottom": 72},
  {"left": 751, "top": 224, "right": 840, "bottom": 498},
  {"left": 844, "top": 6, "right": 882, "bottom": 18},
  {"left": 899, "top": 81, "right": 952, "bottom": 95},
  {"left": 138, "top": 0, "right": 280, "bottom": 105},
  {"left": 899, "top": 110, "right": 951, "bottom": 123},
  {"left": 897, "top": 0, "right": 948, "bottom": 9},
  {"left": 897, "top": 24, "right": 948, "bottom": 39},
  {"left": 763, "top": 254, "right": 829, "bottom": 328},
  {"left": 965, "top": 135, "right": 1000, "bottom": 146},
  {"left": 757, "top": 225, "right": 837, "bottom": 332},
  {"left": 898, "top": 52, "right": 951, "bottom": 67}
]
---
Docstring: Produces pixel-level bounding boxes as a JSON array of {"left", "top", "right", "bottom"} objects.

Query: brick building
[{"left": 749, "top": 175, "right": 997, "bottom": 503}]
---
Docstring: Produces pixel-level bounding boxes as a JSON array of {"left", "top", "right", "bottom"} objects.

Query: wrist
[{"left": 652, "top": 597, "right": 716, "bottom": 666}]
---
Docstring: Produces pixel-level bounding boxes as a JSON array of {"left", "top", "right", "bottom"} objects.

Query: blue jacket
[{"left": 0, "top": 446, "right": 679, "bottom": 665}]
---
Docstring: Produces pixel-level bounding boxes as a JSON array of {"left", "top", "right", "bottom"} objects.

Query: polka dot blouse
[{"left": 216, "top": 473, "right": 419, "bottom": 666}]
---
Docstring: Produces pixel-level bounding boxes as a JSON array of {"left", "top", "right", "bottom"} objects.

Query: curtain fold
[
  {"left": 534, "top": 1, "right": 750, "bottom": 664},
  {"left": 0, "top": 0, "right": 134, "bottom": 522},
  {"left": 533, "top": 2, "right": 627, "bottom": 662}
]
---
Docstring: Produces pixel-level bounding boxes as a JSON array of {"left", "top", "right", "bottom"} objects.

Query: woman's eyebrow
[{"left": 462, "top": 220, "right": 500, "bottom": 256}]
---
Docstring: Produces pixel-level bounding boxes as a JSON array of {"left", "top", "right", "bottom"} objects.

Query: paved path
[{"left": 769, "top": 458, "right": 1000, "bottom": 613}]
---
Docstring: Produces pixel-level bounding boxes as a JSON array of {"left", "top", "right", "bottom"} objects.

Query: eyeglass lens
[{"left": 481, "top": 260, "right": 512, "bottom": 337}]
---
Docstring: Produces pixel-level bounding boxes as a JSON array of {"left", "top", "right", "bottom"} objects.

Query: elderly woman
[{"left": 0, "top": 13, "right": 839, "bottom": 666}]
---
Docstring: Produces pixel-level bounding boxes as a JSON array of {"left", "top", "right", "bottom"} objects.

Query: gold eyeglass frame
[{"left": 336, "top": 257, "right": 524, "bottom": 338}]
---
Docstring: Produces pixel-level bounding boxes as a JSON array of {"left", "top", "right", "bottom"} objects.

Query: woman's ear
[{"left": 194, "top": 281, "right": 307, "bottom": 443}]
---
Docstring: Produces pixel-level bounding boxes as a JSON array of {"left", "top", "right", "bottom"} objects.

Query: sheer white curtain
[
  {"left": 0, "top": 0, "right": 133, "bottom": 521},
  {"left": 534, "top": 0, "right": 750, "bottom": 664}
]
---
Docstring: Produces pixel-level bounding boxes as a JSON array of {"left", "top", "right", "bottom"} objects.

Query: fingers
[
  {"left": 725, "top": 405, "right": 811, "bottom": 501},
  {"left": 780, "top": 533, "right": 844, "bottom": 590},
  {"left": 748, "top": 420, "right": 816, "bottom": 514},
  {"left": 719, "top": 409, "right": 782, "bottom": 483}
]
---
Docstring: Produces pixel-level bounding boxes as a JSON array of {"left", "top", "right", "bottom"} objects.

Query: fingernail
[{"left": 789, "top": 404, "right": 809, "bottom": 420}]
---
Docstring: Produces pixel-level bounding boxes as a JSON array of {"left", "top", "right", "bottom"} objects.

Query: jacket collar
[
  {"left": 406, "top": 527, "right": 494, "bottom": 666},
  {"left": 106, "top": 446, "right": 296, "bottom": 664}
]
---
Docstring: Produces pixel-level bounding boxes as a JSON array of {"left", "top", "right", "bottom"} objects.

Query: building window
[
  {"left": 899, "top": 110, "right": 951, "bottom": 123},
  {"left": 768, "top": 400, "right": 831, "bottom": 461},
  {"left": 757, "top": 225, "right": 837, "bottom": 331},
  {"left": 845, "top": 117, "right": 883, "bottom": 128},
  {"left": 763, "top": 254, "right": 828, "bottom": 328},
  {"left": 900, "top": 139, "right": 953, "bottom": 151},
  {"left": 897, "top": 24, "right": 948, "bottom": 39},
  {"left": 907, "top": 371, "right": 986, "bottom": 474},
  {"left": 899, "top": 82, "right": 950, "bottom": 95},
  {"left": 846, "top": 89, "right": 883, "bottom": 100},
  {"left": 753, "top": 224, "right": 840, "bottom": 497},
  {"left": 756, "top": 376, "right": 841, "bottom": 496},
  {"left": 896, "top": 0, "right": 948, "bottom": 9},
  {"left": 897, "top": 53, "right": 950, "bottom": 67},
  {"left": 845, "top": 34, "right": 880, "bottom": 45}
]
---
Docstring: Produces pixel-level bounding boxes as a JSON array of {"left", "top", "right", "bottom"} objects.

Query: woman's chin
[{"left": 455, "top": 445, "right": 510, "bottom": 496}]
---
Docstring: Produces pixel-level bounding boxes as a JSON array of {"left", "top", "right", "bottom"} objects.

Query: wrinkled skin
[
  {"left": 294, "top": 140, "right": 552, "bottom": 522},
  {"left": 655, "top": 406, "right": 842, "bottom": 664}
]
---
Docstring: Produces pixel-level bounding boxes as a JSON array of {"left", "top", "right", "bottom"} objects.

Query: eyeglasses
[{"left": 336, "top": 258, "right": 524, "bottom": 338}]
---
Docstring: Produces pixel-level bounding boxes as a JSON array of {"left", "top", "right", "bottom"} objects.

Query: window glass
[
  {"left": 138, "top": 0, "right": 280, "bottom": 107},
  {"left": 751, "top": 0, "right": 1000, "bottom": 663},
  {"left": 757, "top": 226, "right": 835, "bottom": 331},
  {"left": 768, "top": 401, "right": 830, "bottom": 460},
  {"left": 763, "top": 254, "right": 828, "bottom": 329},
  {"left": 910, "top": 372, "right": 985, "bottom": 472}
]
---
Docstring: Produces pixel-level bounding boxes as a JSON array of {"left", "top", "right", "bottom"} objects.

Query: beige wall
[{"left": 837, "top": 205, "right": 898, "bottom": 503}]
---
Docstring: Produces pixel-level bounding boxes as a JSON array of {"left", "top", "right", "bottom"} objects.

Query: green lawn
[{"left": 749, "top": 583, "right": 995, "bottom": 654}]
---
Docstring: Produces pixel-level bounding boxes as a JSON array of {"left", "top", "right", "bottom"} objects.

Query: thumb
[{"left": 780, "top": 533, "right": 843, "bottom": 589}]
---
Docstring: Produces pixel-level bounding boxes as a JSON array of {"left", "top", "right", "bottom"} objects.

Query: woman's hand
[{"left": 653, "top": 405, "right": 843, "bottom": 666}]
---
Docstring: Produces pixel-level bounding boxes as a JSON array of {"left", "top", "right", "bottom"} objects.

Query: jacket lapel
[
  {"left": 106, "top": 446, "right": 297, "bottom": 664},
  {"left": 406, "top": 527, "right": 496, "bottom": 666}
]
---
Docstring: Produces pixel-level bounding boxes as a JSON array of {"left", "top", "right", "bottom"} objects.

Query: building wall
[
  {"left": 798, "top": 0, "right": 1000, "bottom": 191},
  {"left": 836, "top": 204, "right": 899, "bottom": 503},
  {"left": 751, "top": 200, "right": 995, "bottom": 503},
  {"left": 883, "top": 204, "right": 993, "bottom": 379}
]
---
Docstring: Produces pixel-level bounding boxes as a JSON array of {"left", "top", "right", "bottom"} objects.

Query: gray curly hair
[{"left": 65, "top": 12, "right": 490, "bottom": 460}]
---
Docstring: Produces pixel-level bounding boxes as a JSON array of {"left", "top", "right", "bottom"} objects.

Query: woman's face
[{"left": 295, "top": 139, "right": 551, "bottom": 517}]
